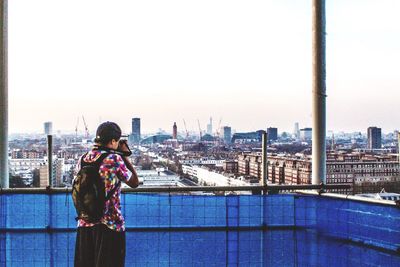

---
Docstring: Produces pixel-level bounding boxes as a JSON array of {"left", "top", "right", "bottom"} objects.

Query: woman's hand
[
  {"left": 118, "top": 140, "right": 129, "bottom": 151},
  {"left": 118, "top": 140, "right": 132, "bottom": 156}
]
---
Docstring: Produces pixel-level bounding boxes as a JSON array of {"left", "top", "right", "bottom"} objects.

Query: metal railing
[
  {"left": 3, "top": 183, "right": 398, "bottom": 208},
  {"left": 0, "top": 183, "right": 351, "bottom": 194}
]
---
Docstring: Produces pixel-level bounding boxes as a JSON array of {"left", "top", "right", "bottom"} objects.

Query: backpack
[{"left": 72, "top": 152, "right": 119, "bottom": 223}]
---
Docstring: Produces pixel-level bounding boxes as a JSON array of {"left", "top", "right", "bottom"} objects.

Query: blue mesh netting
[{"left": 0, "top": 193, "right": 399, "bottom": 266}]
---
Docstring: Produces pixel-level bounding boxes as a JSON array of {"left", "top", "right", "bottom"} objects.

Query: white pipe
[
  {"left": 0, "top": 0, "right": 8, "bottom": 188},
  {"left": 312, "top": 0, "right": 326, "bottom": 185}
]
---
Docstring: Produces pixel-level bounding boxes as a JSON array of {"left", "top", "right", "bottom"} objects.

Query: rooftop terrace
[
  {"left": 1, "top": 188, "right": 399, "bottom": 266},
  {"left": 1, "top": 1, "right": 400, "bottom": 265}
]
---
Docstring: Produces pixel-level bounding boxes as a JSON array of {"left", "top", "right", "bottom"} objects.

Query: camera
[{"left": 118, "top": 135, "right": 132, "bottom": 157}]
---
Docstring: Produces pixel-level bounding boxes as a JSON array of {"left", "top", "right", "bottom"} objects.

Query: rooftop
[{"left": 1, "top": 188, "right": 399, "bottom": 266}]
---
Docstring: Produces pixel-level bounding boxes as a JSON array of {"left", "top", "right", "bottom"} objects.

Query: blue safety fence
[{"left": 0, "top": 193, "right": 399, "bottom": 266}]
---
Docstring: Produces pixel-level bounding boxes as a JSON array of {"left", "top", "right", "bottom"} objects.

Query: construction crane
[
  {"left": 197, "top": 119, "right": 203, "bottom": 141},
  {"left": 75, "top": 117, "right": 80, "bottom": 138},
  {"left": 182, "top": 119, "right": 189, "bottom": 140},
  {"left": 82, "top": 116, "right": 90, "bottom": 138}
]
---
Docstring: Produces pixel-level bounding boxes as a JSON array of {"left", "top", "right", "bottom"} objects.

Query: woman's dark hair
[{"left": 94, "top": 121, "right": 122, "bottom": 145}]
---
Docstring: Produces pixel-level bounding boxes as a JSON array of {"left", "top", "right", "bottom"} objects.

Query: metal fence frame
[{"left": 0, "top": 184, "right": 350, "bottom": 194}]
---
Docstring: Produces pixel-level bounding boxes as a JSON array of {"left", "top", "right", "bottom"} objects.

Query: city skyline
[
  {"left": 9, "top": 119, "right": 398, "bottom": 138},
  {"left": 8, "top": 0, "right": 400, "bottom": 133}
]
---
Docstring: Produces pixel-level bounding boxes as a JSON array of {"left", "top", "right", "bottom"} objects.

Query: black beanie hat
[{"left": 94, "top": 121, "right": 122, "bottom": 144}]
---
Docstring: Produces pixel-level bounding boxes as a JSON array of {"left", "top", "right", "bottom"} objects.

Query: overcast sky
[{"left": 8, "top": 0, "right": 400, "bottom": 135}]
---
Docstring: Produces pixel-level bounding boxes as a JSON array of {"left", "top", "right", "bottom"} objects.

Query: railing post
[
  {"left": 312, "top": 0, "right": 327, "bottom": 185},
  {"left": 261, "top": 131, "right": 268, "bottom": 193},
  {"left": 0, "top": 0, "right": 8, "bottom": 188},
  {"left": 47, "top": 135, "right": 53, "bottom": 187}
]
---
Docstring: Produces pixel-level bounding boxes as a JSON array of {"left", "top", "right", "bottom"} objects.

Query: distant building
[
  {"left": 238, "top": 154, "right": 250, "bottom": 176},
  {"left": 238, "top": 154, "right": 262, "bottom": 180},
  {"left": 164, "top": 138, "right": 179, "bottom": 148},
  {"left": 223, "top": 126, "right": 232, "bottom": 144},
  {"left": 39, "top": 157, "right": 64, "bottom": 187},
  {"left": 9, "top": 158, "right": 46, "bottom": 172},
  {"left": 223, "top": 161, "right": 238, "bottom": 174},
  {"left": 200, "top": 134, "right": 215, "bottom": 142},
  {"left": 232, "top": 131, "right": 262, "bottom": 143},
  {"left": 367, "top": 127, "right": 382, "bottom": 149},
  {"left": 141, "top": 134, "right": 172, "bottom": 145},
  {"left": 11, "top": 149, "right": 45, "bottom": 159},
  {"left": 267, "top": 127, "right": 278, "bottom": 142},
  {"left": 172, "top": 122, "right": 177, "bottom": 139},
  {"left": 238, "top": 153, "right": 310, "bottom": 185},
  {"left": 182, "top": 165, "right": 249, "bottom": 187},
  {"left": 10, "top": 155, "right": 65, "bottom": 188},
  {"left": 180, "top": 158, "right": 224, "bottom": 166},
  {"left": 299, "top": 128, "right": 312, "bottom": 142},
  {"left": 44, "top": 122, "right": 53, "bottom": 135},
  {"left": 123, "top": 169, "right": 180, "bottom": 187},
  {"left": 294, "top": 122, "right": 300, "bottom": 139},
  {"left": 237, "top": 151, "right": 400, "bottom": 194},
  {"left": 327, "top": 152, "right": 399, "bottom": 194},
  {"left": 131, "top": 118, "right": 141, "bottom": 143},
  {"left": 207, "top": 117, "right": 213, "bottom": 135},
  {"left": 394, "top": 130, "right": 399, "bottom": 138}
]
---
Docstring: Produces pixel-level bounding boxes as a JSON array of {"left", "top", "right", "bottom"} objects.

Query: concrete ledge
[{"left": 296, "top": 190, "right": 398, "bottom": 206}]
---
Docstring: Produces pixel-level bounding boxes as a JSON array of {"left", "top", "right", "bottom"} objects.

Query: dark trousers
[{"left": 74, "top": 224, "right": 126, "bottom": 267}]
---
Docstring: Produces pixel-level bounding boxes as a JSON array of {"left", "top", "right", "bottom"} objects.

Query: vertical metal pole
[
  {"left": 47, "top": 135, "right": 53, "bottom": 187},
  {"left": 312, "top": 0, "right": 326, "bottom": 185},
  {"left": 0, "top": 0, "right": 8, "bottom": 188},
  {"left": 261, "top": 131, "right": 268, "bottom": 188}
]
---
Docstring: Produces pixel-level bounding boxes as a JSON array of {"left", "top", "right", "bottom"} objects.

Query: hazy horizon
[
  {"left": 8, "top": 121, "right": 397, "bottom": 137},
  {"left": 8, "top": 0, "right": 400, "bottom": 134}
]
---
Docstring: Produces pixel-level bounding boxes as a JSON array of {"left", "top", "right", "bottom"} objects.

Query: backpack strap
[
  {"left": 93, "top": 145, "right": 121, "bottom": 155},
  {"left": 93, "top": 145, "right": 131, "bottom": 157},
  {"left": 94, "top": 152, "right": 111, "bottom": 167},
  {"left": 79, "top": 152, "right": 89, "bottom": 168},
  {"left": 80, "top": 151, "right": 109, "bottom": 168}
]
